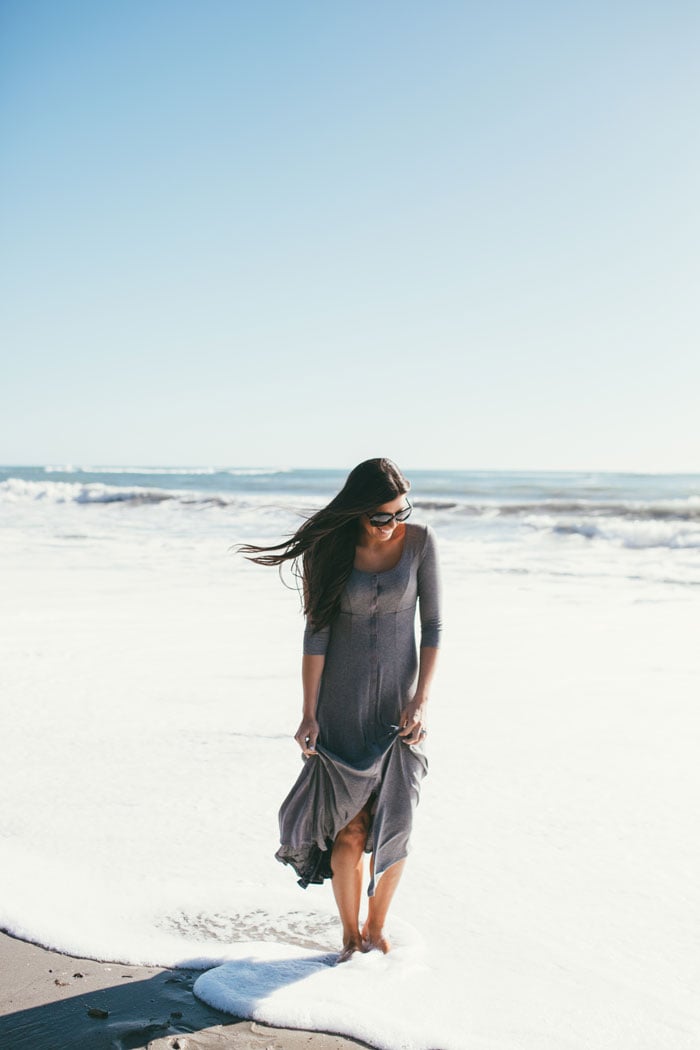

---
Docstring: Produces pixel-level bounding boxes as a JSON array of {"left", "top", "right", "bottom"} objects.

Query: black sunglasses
[{"left": 367, "top": 500, "right": 412, "bottom": 527}]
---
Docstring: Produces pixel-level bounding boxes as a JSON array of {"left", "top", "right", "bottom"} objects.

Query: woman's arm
[
  {"left": 414, "top": 644, "right": 440, "bottom": 704},
  {"left": 295, "top": 653, "right": 324, "bottom": 756},
  {"left": 416, "top": 524, "right": 443, "bottom": 648},
  {"left": 399, "top": 646, "right": 438, "bottom": 745},
  {"left": 297, "top": 568, "right": 329, "bottom": 756},
  {"left": 400, "top": 526, "right": 443, "bottom": 746}
]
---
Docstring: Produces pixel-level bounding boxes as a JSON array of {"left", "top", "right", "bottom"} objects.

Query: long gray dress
[{"left": 275, "top": 522, "right": 442, "bottom": 896}]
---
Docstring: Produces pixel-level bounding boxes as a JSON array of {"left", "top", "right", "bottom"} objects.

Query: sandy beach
[
  {"left": 0, "top": 931, "right": 368, "bottom": 1050},
  {"left": 2, "top": 468, "right": 699, "bottom": 1049}
]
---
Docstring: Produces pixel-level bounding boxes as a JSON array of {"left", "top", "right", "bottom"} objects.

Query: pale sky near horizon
[{"left": 1, "top": 1, "right": 698, "bottom": 472}]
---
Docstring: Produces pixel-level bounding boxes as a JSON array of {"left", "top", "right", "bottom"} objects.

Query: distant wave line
[
  {"left": 41, "top": 465, "right": 291, "bottom": 476},
  {"left": 3, "top": 478, "right": 700, "bottom": 523}
]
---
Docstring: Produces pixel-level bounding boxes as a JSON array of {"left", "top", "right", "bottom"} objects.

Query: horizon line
[{"left": 2, "top": 463, "right": 699, "bottom": 478}]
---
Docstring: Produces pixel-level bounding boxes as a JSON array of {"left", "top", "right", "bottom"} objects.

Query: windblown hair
[{"left": 236, "top": 458, "right": 411, "bottom": 632}]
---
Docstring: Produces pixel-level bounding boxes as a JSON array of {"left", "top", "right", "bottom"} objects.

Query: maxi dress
[{"left": 275, "top": 522, "right": 442, "bottom": 896}]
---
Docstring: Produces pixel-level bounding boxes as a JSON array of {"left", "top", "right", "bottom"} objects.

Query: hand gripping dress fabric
[{"left": 275, "top": 522, "right": 443, "bottom": 896}]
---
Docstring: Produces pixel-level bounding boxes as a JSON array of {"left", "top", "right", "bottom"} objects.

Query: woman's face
[{"left": 358, "top": 493, "right": 411, "bottom": 543}]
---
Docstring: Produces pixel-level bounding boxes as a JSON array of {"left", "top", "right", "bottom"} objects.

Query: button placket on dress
[{"left": 370, "top": 575, "right": 380, "bottom": 724}]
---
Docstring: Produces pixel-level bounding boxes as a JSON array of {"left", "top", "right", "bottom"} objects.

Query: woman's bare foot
[
  {"left": 336, "top": 934, "right": 365, "bottom": 964},
  {"left": 361, "top": 922, "right": 392, "bottom": 953}
]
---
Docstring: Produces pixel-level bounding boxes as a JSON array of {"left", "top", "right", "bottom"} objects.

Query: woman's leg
[
  {"left": 362, "top": 856, "right": 406, "bottom": 953},
  {"left": 331, "top": 801, "right": 372, "bottom": 962}
]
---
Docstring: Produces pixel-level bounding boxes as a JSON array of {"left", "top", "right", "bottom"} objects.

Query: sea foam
[{"left": 194, "top": 941, "right": 464, "bottom": 1050}]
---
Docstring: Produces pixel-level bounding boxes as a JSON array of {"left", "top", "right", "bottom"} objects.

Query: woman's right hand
[{"left": 294, "top": 716, "right": 319, "bottom": 757}]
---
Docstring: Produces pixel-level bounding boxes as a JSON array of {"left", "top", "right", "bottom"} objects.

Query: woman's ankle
[{"left": 341, "top": 926, "right": 363, "bottom": 947}]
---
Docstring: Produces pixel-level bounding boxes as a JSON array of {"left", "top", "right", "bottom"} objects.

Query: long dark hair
[{"left": 237, "top": 458, "right": 410, "bottom": 631}]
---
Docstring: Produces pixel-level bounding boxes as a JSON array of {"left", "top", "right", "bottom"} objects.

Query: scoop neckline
[{"left": 352, "top": 524, "right": 411, "bottom": 575}]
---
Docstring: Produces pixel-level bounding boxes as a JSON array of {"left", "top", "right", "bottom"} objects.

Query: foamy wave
[
  {"left": 0, "top": 477, "right": 176, "bottom": 506},
  {"left": 193, "top": 937, "right": 462, "bottom": 1050},
  {"left": 0, "top": 477, "right": 316, "bottom": 514},
  {"left": 415, "top": 496, "right": 700, "bottom": 524},
  {"left": 494, "top": 497, "right": 700, "bottom": 522},
  {"left": 550, "top": 519, "right": 700, "bottom": 550}
]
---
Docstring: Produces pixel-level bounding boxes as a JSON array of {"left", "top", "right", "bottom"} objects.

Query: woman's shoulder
[{"left": 405, "top": 521, "right": 436, "bottom": 554}]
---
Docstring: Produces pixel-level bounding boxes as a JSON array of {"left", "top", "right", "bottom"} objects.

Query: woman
[{"left": 239, "top": 458, "right": 442, "bottom": 962}]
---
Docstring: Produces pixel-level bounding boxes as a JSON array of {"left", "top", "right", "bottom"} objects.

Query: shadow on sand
[{"left": 0, "top": 933, "right": 369, "bottom": 1050}]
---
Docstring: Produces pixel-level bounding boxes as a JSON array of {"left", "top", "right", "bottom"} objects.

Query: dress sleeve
[
  {"left": 417, "top": 524, "right": 443, "bottom": 648},
  {"left": 303, "top": 618, "right": 331, "bottom": 656}
]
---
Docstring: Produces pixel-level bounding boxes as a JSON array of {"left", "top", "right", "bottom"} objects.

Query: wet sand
[{"left": 0, "top": 931, "right": 369, "bottom": 1050}]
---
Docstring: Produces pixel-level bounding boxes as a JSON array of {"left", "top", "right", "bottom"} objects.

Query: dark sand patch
[{"left": 0, "top": 931, "right": 370, "bottom": 1050}]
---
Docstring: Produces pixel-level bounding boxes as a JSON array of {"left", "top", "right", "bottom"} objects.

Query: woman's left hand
[{"left": 398, "top": 697, "right": 428, "bottom": 746}]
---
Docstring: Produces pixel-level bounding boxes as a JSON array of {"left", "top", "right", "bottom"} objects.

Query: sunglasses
[{"left": 367, "top": 500, "right": 412, "bottom": 527}]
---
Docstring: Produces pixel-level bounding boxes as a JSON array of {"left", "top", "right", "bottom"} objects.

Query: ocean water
[
  {"left": 1, "top": 465, "right": 699, "bottom": 1049},
  {"left": 2, "top": 463, "right": 700, "bottom": 584}
]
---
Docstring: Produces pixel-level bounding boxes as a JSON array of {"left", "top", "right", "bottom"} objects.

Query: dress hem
[{"left": 275, "top": 841, "right": 334, "bottom": 889}]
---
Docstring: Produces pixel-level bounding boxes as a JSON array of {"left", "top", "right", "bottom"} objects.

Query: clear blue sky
[{"left": 2, "top": 0, "right": 698, "bottom": 471}]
